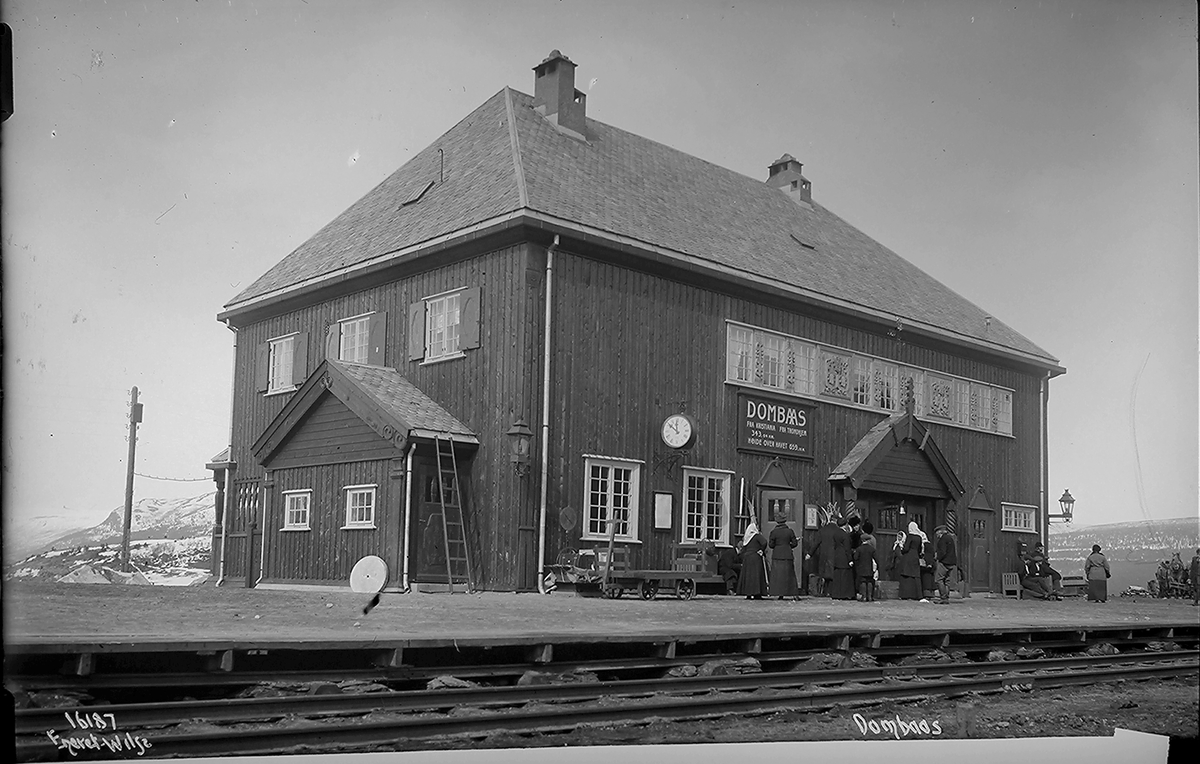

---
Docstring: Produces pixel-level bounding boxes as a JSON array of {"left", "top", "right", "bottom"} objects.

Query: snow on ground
[{"left": 141, "top": 569, "right": 212, "bottom": 586}]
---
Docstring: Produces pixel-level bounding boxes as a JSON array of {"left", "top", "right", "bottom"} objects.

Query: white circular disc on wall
[{"left": 349, "top": 555, "right": 388, "bottom": 593}]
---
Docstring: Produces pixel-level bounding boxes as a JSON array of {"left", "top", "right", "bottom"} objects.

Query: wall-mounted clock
[{"left": 661, "top": 413, "right": 697, "bottom": 450}]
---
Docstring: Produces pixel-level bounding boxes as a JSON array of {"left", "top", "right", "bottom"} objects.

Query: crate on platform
[{"left": 877, "top": 580, "right": 900, "bottom": 600}]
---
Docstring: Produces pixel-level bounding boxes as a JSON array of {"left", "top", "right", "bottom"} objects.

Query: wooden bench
[{"left": 1002, "top": 571, "right": 1022, "bottom": 599}]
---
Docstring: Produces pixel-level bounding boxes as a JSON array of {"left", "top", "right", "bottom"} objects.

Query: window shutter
[
  {"left": 408, "top": 302, "right": 425, "bottom": 361},
  {"left": 367, "top": 312, "right": 387, "bottom": 366},
  {"left": 460, "top": 286, "right": 481, "bottom": 350},
  {"left": 255, "top": 342, "right": 270, "bottom": 393},
  {"left": 325, "top": 324, "right": 340, "bottom": 360},
  {"left": 291, "top": 333, "right": 308, "bottom": 385}
]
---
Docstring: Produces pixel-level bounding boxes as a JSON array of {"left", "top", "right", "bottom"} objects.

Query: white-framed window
[
  {"left": 682, "top": 468, "right": 730, "bottom": 545},
  {"left": 873, "top": 361, "right": 899, "bottom": 411},
  {"left": 426, "top": 290, "right": 463, "bottom": 361},
  {"left": 582, "top": 456, "right": 641, "bottom": 542},
  {"left": 793, "top": 342, "right": 818, "bottom": 396},
  {"left": 851, "top": 357, "right": 871, "bottom": 406},
  {"left": 339, "top": 315, "right": 371, "bottom": 364},
  {"left": 343, "top": 484, "right": 377, "bottom": 529},
  {"left": 996, "top": 390, "right": 1013, "bottom": 436},
  {"left": 282, "top": 490, "right": 311, "bottom": 530},
  {"left": 758, "top": 334, "right": 785, "bottom": 389},
  {"left": 1001, "top": 502, "right": 1037, "bottom": 533},
  {"left": 728, "top": 325, "right": 754, "bottom": 382},
  {"left": 268, "top": 334, "right": 297, "bottom": 393}
]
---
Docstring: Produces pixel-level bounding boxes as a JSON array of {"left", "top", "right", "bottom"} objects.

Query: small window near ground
[
  {"left": 283, "top": 490, "right": 311, "bottom": 530},
  {"left": 682, "top": 469, "right": 730, "bottom": 545},
  {"left": 344, "top": 485, "right": 377, "bottom": 529},
  {"left": 582, "top": 457, "right": 641, "bottom": 542},
  {"left": 1001, "top": 502, "right": 1037, "bottom": 533}
]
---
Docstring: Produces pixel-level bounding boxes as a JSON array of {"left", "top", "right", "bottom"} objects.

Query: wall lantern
[
  {"left": 507, "top": 418, "right": 534, "bottom": 477},
  {"left": 1051, "top": 489, "right": 1075, "bottom": 523}
]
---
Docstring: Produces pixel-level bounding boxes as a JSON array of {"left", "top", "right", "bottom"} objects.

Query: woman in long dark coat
[
  {"left": 829, "top": 518, "right": 856, "bottom": 600},
  {"left": 899, "top": 522, "right": 923, "bottom": 600},
  {"left": 737, "top": 522, "right": 769, "bottom": 599},
  {"left": 1084, "top": 544, "right": 1110, "bottom": 602},
  {"left": 768, "top": 512, "right": 799, "bottom": 599}
]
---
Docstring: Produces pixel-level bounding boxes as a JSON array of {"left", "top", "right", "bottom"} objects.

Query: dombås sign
[{"left": 737, "top": 393, "right": 813, "bottom": 459}]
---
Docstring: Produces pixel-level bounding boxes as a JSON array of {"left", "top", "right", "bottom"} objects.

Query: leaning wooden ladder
[{"left": 435, "top": 436, "right": 473, "bottom": 593}]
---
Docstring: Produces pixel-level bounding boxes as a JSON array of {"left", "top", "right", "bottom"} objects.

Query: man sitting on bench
[
  {"left": 1025, "top": 542, "right": 1063, "bottom": 595},
  {"left": 1021, "top": 557, "right": 1059, "bottom": 600}
]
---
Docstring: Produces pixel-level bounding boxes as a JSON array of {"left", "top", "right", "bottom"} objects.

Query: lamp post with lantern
[{"left": 1049, "top": 489, "right": 1075, "bottom": 523}]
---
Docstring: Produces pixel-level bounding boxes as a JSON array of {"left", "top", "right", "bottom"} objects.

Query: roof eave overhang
[{"left": 220, "top": 209, "right": 1064, "bottom": 376}]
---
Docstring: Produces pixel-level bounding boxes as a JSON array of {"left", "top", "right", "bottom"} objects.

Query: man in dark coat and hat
[{"left": 809, "top": 508, "right": 840, "bottom": 597}]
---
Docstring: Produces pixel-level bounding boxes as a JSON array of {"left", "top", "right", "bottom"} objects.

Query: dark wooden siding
[
  {"left": 267, "top": 392, "right": 403, "bottom": 470},
  {"left": 262, "top": 460, "right": 403, "bottom": 584},
  {"left": 226, "top": 242, "right": 537, "bottom": 590},
  {"left": 859, "top": 442, "right": 950, "bottom": 497},
  {"left": 541, "top": 250, "right": 1045, "bottom": 582}
]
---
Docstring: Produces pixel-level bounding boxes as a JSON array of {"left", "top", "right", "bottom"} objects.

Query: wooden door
[
  {"left": 760, "top": 490, "right": 805, "bottom": 582},
  {"left": 410, "top": 459, "right": 453, "bottom": 581},
  {"left": 970, "top": 510, "right": 992, "bottom": 590}
]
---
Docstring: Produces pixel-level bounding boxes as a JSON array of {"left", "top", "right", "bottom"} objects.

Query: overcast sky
[{"left": 2, "top": 0, "right": 1196, "bottom": 534}]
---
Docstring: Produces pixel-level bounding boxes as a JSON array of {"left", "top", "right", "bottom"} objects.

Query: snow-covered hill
[{"left": 5, "top": 493, "right": 216, "bottom": 586}]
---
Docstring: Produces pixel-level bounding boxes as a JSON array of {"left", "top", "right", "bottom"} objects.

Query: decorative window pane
[
  {"left": 344, "top": 486, "right": 376, "bottom": 528},
  {"left": 874, "top": 362, "right": 898, "bottom": 411},
  {"left": 759, "top": 335, "right": 784, "bottom": 388},
  {"left": 1001, "top": 503, "right": 1036, "bottom": 533},
  {"left": 268, "top": 335, "right": 295, "bottom": 393},
  {"left": 426, "top": 292, "right": 462, "bottom": 360},
  {"left": 727, "top": 326, "right": 754, "bottom": 382},
  {"left": 877, "top": 504, "right": 900, "bottom": 531},
  {"left": 283, "top": 490, "right": 310, "bottom": 530},
  {"left": 584, "top": 458, "right": 640, "bottom": 541},
  {"left": 901, "top": 368, "right": 925, "bottom": 415},
  {"left": 683, "top": 469, "right": 729, "bottom": 544},
  {"left": 928, "top": 376, "right": 954, "bottom": 419},
  {"left": 851, "top": 357, "right": 871, "bottom": 406},
  {"left": 340, "top": 317, "right": 370, "bottom": 364},
  {"left": 822, "top": 352, "right": 850, "bottom": 399}
]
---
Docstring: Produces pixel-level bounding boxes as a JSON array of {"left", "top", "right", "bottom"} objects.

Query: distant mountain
[
  {"left": 4, "top": 493, "right": 216, "bottom": 586},
  {"left": 37, "top": 493, "right": 216, "bottom": 553},
  {"left": 4, "top": 512, "right": 108, "bottom": 562},
  {"left": 1046, "top": 515, "right": 1198, "bottom": 594}
]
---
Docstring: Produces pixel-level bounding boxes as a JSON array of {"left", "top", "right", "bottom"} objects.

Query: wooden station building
[{"left": 209, "top": 51, "right": 1064, "bottom": 595}]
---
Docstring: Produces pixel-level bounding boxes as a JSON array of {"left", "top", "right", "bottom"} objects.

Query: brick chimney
[
  {"left": 533, "top": 50, "right": 587, "bottom": 139},
  {"left": 766, "top": 153, "right": 812, "bottom": 206}
]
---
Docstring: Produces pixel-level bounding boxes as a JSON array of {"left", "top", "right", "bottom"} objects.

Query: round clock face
[{"left": 661, "top": 414, "right": 694, "bottom": 449}]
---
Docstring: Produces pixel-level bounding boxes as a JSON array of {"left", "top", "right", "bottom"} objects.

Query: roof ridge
[{"left": 503, "top": 87, "right": 529, "bottom": 208}]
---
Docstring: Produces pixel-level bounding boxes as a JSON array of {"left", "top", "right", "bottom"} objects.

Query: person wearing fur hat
[{"left": 768, "top": 511, "right": 800, "bottom": 600}]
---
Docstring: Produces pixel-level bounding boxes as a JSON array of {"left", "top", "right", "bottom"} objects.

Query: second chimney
[{"left": 533, "top": 50, "right": 587, "bottom": 139}]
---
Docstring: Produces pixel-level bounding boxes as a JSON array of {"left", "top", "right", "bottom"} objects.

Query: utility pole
[{"left": 120, "top": 387, "right": 143, "bottom": 572}]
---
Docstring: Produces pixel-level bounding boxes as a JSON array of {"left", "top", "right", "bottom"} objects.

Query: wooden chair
[{"left": 1002, "top": 571, "right": 1022, "bottom": 599}]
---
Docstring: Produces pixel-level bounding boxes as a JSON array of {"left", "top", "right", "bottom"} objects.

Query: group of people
[
  {"left": 1151, "top": 550, "right": 1200, "bottom": 602},
  {"left": 710, "top": 510, "right": 958, "bottom": 605}
]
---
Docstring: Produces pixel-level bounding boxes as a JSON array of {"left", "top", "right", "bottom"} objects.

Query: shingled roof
[{"left": 225, "top": 83, "right": 1058, "bottom": 369}]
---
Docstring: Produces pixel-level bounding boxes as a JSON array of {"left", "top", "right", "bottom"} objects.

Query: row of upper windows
[
  {"left": 281, "top": 485, "right": 378, "bottom": 531},
  {"left": 256, "top": 287, "right": 480, "bottom": 395},
  {"left": 726, "top": 322, "right": 1015, "bottom": 436},
  {"left": 584, "top": 457, "right": 736, "bottom": 546}
]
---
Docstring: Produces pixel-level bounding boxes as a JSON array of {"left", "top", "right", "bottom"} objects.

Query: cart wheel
[
  {"left": 556, "top": 548, "right": 578, "bottom": 569},
  {"left": 639, "top": 580, "right": 659, "bottom": 600},
  {"left": 677, "top": 579, "right": 696, "bottom": 600},
  {"left": 602, "top": 586, "right": 621, "bottom": 599}
]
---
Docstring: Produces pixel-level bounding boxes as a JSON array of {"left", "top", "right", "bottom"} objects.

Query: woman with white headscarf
[
  {"left": 736, "top": 520, "right": 769, "bottom": 599},
  {"left": 899, "top": 520, "right": 925, "bottom": 600}
]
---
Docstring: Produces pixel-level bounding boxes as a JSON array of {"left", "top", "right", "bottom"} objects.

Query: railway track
[{"left": 15, "top": 648, "right": 1199, "bottom": 759}]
